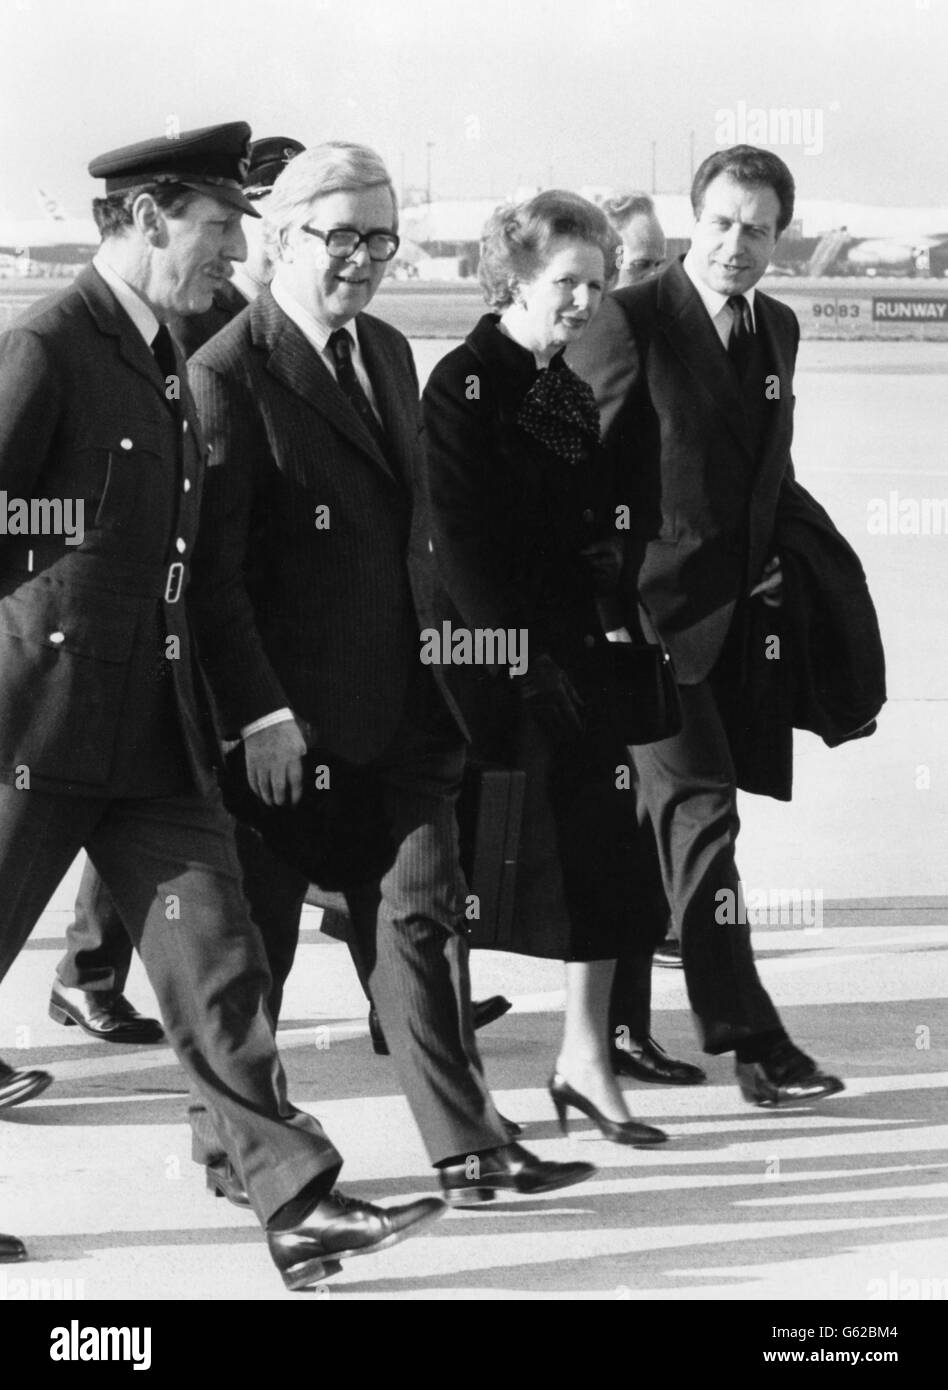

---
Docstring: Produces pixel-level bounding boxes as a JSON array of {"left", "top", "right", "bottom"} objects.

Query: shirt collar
[
  {"left": 92, "top": 252, "right": 160, "bottom": 347},
  {"left": 270, "top": 275, "right": 358, "bottom": 355},
  {"left": 682, "top": 249, "right": 756, "bottom": 329}
]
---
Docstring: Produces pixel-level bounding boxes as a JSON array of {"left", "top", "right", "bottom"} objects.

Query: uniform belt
[{"left": 0, "top": 540, "right": 187, "bottom": 603}]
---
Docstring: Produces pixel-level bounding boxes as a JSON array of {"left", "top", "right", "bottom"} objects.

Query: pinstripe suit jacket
[{"left": 188, "top": 288, "right": 463, "bottom": 764}]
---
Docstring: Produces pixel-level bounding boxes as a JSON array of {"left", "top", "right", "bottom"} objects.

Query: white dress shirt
[
  {"left": 682, "top": 250, "right": 757, "bottom": 349},
  {"left": 92, "top": 253, "right": 160, "bottom": 348},
  {"left": 269, "top": 276, "right": 383, "bottom": 422}
]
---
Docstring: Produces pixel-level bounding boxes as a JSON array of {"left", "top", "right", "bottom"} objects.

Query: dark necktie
[
  {"left": 327, "top": 327, "right": 388, "bottom": 456},
  {"left": 151, "top": 323, "right": 182, "bottom": 420},
  {"left": 726, "top": 294, "right": 753, "bottom": 377},
  {"left": 151, "top": 323, "right": 178, "bottom": 384}
]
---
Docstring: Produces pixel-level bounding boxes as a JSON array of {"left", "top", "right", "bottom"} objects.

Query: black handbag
[{"left": 604, "top": 639, "right": 682, "bottom": 745}]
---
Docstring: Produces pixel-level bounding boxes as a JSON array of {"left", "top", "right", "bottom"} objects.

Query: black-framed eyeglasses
[{"left": 301, "top": 225, "right": 401, "bottom": 262}]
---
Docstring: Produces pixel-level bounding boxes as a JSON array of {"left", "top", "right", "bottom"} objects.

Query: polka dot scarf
[{"left": 516, "top": 355, "right": 601, "bottom": 466}]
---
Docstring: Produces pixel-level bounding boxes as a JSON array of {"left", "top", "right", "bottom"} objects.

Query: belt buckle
[{"left": 164, "top": 561, "right": 185, "bottom": 603}]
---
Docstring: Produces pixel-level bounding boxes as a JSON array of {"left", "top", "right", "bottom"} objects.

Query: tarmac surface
[{"left": 0, "top": 340, "right": 945, "bottom": 1304}]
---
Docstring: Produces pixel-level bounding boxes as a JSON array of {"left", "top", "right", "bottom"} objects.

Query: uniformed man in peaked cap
[
  {"left": 47, "top": 133, "right": 306, "bottom": 1044},
  {"left": 0, "top": 121, "right": 443, "bottom": 1287}
]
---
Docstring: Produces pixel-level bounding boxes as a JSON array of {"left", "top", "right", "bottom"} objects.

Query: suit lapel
[
  {"left": 656, "top": 260, "right": 752, "bottom": 459},
  {"left": 254, "top": 292, "right": 397, "bottom": 483},
  {"left": 357, "top": 316, "right": 415, "bottom": 486},
  {"left": 77, "top": 265, "right": 174, "bottom": 406},
  {"left": 746, "top": 291, "right": 796, "bottom": 582}
]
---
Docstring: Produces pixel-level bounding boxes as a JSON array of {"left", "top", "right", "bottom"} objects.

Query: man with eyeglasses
[{"left": 185, "top": 142, "right": 594, "bottom": 1208}]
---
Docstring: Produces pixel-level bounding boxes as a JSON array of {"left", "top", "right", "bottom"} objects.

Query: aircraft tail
[{"left": 36, "top": 188, "right": 67, "bottom": 222}]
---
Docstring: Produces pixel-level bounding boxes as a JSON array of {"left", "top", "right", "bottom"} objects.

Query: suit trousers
[
  {"left": 341, "top": 704, "right": 506, "bottom": 1163},
  {"left": 630, "top": 678, "right": 783, "bottom": 1053},
  {"left": 214, "top": 701, "right": 506, "bottom": 1166},
  {"left": 0, "top": 782, "right": 341, "bottom": 1223}
]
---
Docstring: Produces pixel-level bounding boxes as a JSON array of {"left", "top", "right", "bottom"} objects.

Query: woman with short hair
[{"left": 423, "top": 190, "right": 669, "bottom": 1144}]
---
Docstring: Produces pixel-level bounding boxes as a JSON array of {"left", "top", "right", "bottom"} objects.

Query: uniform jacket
[
  {"left": 187, "top": 288, "right": 463, "bottom": 764},
  {"left": 568, "top": 257, "right": 799, "bottom": 684},
  {"left": 0, "top": 265, "right": 212, "bottom": 795}
]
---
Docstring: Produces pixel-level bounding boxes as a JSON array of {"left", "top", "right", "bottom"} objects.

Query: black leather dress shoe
[
  {"left": 613, "top": 1036, "right": 706, "bottom": 1086},
  {"left": 49, "top": 984, "right": 164, "bottom": 1044},
  {"left": 0, "top": 1233, "right": 26, "bottom": 1262},
  {"left": 472, "top": 995, "right": 513, "bottom": 1029},
  {"left": 267, "top": 1190, "right": 445, "bottom": 1290},
  {"left": 439, "top": 1142, "right": 595, "bottom": 1207},
  {"left": 653, "top": 935, "right": 683, "bottom": 968},
  {"left": 206, "top": 1158, "right": 251, "bottom": 1208},
  {"left": 737, "top": 1041, "right": 845, "bottom": 1107},
  {"left": 0, "top": 1058, "right": 53, "bottom": 1110},
  {"left": 368, "top": 995, "right": 513, "bottom": 1056}
]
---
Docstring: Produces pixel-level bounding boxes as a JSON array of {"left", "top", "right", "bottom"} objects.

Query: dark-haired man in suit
[
  {"left": 47, "top": 135, "right": 305, "bottom": 1048},
  {"left": 187, "top": 140, "right": 594, "bottom": 1206},
  {"left": 570, "top": 146, "right": 844, "bottom": 1106}
]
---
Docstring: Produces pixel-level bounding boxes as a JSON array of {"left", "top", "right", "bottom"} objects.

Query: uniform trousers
[{"left": 0, "top": 782, "right": 341, "bottom": 1224}]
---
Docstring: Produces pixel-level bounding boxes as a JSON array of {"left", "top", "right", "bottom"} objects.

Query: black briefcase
[{"left": 457, "top": 762, "right": 526, "bottom": 949}]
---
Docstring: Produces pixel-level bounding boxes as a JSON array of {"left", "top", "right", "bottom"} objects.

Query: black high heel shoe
[{"left": 549, "top": 1073, "right": 667, "bottom": 1146}]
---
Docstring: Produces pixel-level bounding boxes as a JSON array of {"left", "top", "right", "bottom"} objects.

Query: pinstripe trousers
[
  {"left": 193, "top": 694, "right": 510, "bottom": 1168},
  {"left": 343, "top": 705, "right": 509, "bottom": 1163}
]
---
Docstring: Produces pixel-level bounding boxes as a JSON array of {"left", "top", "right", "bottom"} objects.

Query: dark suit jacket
[
  {"left": 0, "top": 265, "right": 212, "bottom": 795},
  {"left": 188, "top": 288, "right": 462, "bottom": 764},
  {"left": 568, "top": 258, "right": 799, "bottom": 684},
  {"left": 176, "top": 279, "right": 248, "bottom": 359}
]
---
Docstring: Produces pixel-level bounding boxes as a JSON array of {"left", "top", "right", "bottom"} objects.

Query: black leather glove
[
  {"left": 518, "top": 653, "right": 584, "bottom": 743},
  {"left": 580, "top": 537, "right": 624, "bottom": 595}
]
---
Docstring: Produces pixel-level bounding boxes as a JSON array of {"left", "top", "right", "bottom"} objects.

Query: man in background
[{"left": 602, "top": 190, "right": 667, "bottom": 287}]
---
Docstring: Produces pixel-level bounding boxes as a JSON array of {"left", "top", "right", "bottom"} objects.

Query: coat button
[
  {"left": 120, "top": 438, "right": 133, "bottom": 450},
  {"left": 582, "top": 508, "right": 595, "bottom": 524},
  {"left": 175, "top": 538, "right": 186, "bottom": 554},
  {"left": 183, "top": 478, "right": 192, "bottom": 493},
  {"left": 49, "top": 631, "right": 65, "bottom": 644},
  {"left": 584, "top": 634, "right": 596, "bottom": 648},
  {"left": 182, "top": 419, "right": 189, "bottom": 433}
]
